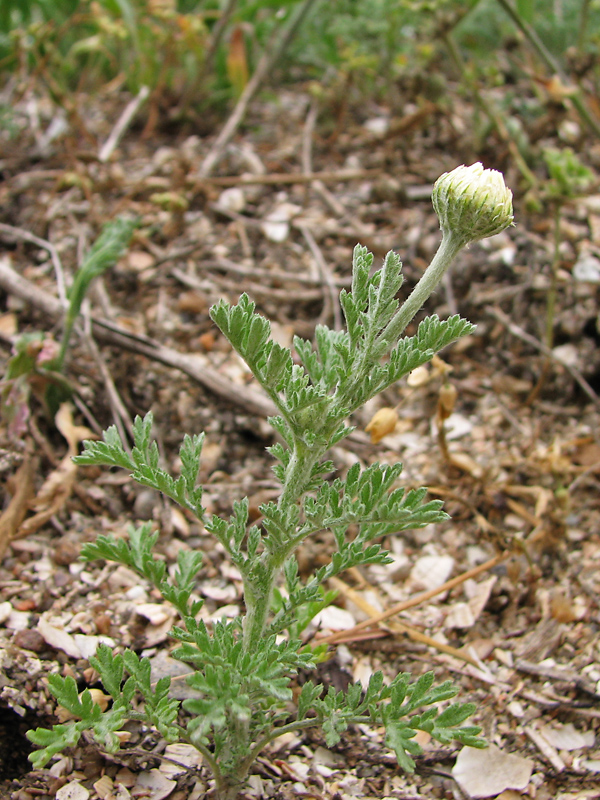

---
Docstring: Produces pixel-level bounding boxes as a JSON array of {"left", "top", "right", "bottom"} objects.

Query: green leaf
[
  {"left": 27, "top": 722, "right": 84, "bottom": 768},
  {"left": 436, "top": 702, "right": 477, "bottom": 728},
  {"left": 385, "top": 721, "right": 421, "bottom": 773},
  {"left": 89, "top": 643, "right": 124, "bottom": 699},
  {"left": 47, "top": 674, "right": 93, "bottom": 717},
  {"left": 68, "top": 217, "right": 138, "bottom": 318},
  {"left": 73, "top": 423, "right": 136, "bottom": 469},
  {"left": 297, "top": 681, "right": 323, "bottom": 721}
]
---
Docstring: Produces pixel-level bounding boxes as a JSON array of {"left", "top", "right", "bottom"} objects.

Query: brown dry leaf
[
  {"left": 543, "top": 74, "right": 579, "bottom": 102},
  {"left": 55, "top": 401, "right": 96, "bottom": 456},
  {"left": 571, "top": 439, "right": 600, "bottom": 467},
  {"left": 0, "top": 447, "right": 36, "bottom": 558},
  {"left": 92, "top": 775, "right": 114, "bottom": 800},
  {"left": 17, "top": 403, "right": 95, "bottom": 538},
  {"left": 452, "top": 744, "right": 534, "bottom": 798},
  {"left": 0, "top": 311, "right": 18, "bottom": 337},
  {"left": 449, "top": 452, "right": 484, "bottom": 479}
]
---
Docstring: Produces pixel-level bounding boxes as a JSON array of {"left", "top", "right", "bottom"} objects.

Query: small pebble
[
  {"left": 13, "top": 628, "right": 46, "bottom": 653},
  {"left": 134, "top": 489, "right": 158, "bottom": 520},
  {"left": 53, "top": 538, "right": 81, "bottom": 566}
]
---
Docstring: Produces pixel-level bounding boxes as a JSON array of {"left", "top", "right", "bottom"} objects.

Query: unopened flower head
[{"left": 433, "top": 163, "right": 514, "bottom": 245}]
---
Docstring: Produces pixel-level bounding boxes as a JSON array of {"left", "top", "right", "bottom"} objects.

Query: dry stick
[
  {"left": 0, "top": 258, "right": 276, "bottom": 420},
  {"left": 515, "top": 658, "right": 600, "bottom": 698},
  {"left": 298, "top": 225, "right": 342, "bottom": 331},
  {"left": 524, "top": 726, "right": 566, "bottom": 773},
  {"left": 328, "top": 576, "right": 481, "bottom": 667},
  {"left": 317, "top": 551, "right": 508, "bottom": 646},
  {"left": 81, "top": 329, "right": 134, "bottom": 442},
  {"left": 174, "top": 264, "right": 324, "bottom": 302},
  {"left": 197, "top": 0, "right": 321, "bottom": 178},
  {"left": 0, "top": 222, "right": 67, "bottom": 306},
  {"left": 301, "top": 101, "right": 346, "bottom": 218},
  {"left": 204, "top": 258, "right": 352, "bottom": 288},
  {"left": 485, "top": 305, "right": 600, "bottom": 408},
  {"left": 567, "top": 459, "right": 600, "bottom": 493},
  {"left": 196, "top": 168, "right": 382, "bottom": 188},
  {"left": 300, "top": 102, "right": 345, "bottom": 329},
  {"left": 98, "top": 85, "right": 150, "bottom": 163}
]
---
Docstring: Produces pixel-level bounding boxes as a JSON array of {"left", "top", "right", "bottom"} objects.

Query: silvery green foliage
[{"left": 28, "top": 244, "right": 484, "bottom": 800}]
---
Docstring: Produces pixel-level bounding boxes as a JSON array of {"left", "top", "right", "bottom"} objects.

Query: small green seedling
[{"left": 1, "top": 216, "right": 136, "bottom": 433}]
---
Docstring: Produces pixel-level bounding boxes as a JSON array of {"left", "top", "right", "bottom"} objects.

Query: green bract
[
  {"left": 28, "top": 167, "right": 514, "bottom": 799},
  {"left": 433, "top": 162, "right": 514, "bottom": 245}
]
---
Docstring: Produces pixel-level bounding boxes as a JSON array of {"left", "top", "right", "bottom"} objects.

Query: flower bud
[{"left": 432, "top": 163, "right": 514, "bottom": 244}]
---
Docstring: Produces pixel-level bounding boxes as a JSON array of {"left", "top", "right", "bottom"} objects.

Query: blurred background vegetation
[
  {"left": 1, "top": 0, "right": 599, "bottom": 115},
  {"left": 1, "top": 0, "right": 599, "bottom": 206}
]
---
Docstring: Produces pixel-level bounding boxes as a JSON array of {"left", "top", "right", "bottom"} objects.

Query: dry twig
[
  {"left": 317, "top": 552, "right": 508, "bottom": 646},
  {"left": 98, "top": 85, "right": 150, "bottom": 163},
  {"left": 197, "top": 0, "right": 320, "bottom": 178},
  {"left": 0, "top": 221, "right": 67, "bottom": 305},
  {"left": 486, "top": 305, "right": 600, "bottom": 408},
  {"left": 328, "top": 576, "right": 481, "bottom": 667}
]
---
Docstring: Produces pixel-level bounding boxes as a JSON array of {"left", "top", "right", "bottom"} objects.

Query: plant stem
[
  {"left": 242, "top": 439, "right": 320, "bottom": 653},
  {"left": 242, "top": 232, "right": 466, "bottom": 653},
  {"left": 526, "top": 202, "right": 561, "bottom": 404},
  {"left": 56, "top": 310, "right": 77, "bottom": 371},
  {"left": 442, "top": 30, "right": 537, "bottom": 188},
  {"left": 377, "top": 232, "right": 464, "bottom": 345},
  {"left": 577, "top": 0, "right": 592, "bottom": 51}
]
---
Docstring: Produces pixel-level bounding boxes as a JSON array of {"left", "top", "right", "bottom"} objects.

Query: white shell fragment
[
  {"left": 573, "top": 253, "right": 600, "bottom": 283},
  {"left": 409, "top": 554, "right": 454, "bottom": 591},
  {"left": 261, "top": 202, "right": 301, "bottom": 242},
  {"left": 133, "top": 769, "right": 176, "bottom": 800},
  {"left": 452, "top": 744, "right": 534, "bottom": 798},
  {"left": 55, "top": 783, "right": 90, "bottom": 800},
  {"left": 539, "top": 722, "right": 595, "bottom": 751}
]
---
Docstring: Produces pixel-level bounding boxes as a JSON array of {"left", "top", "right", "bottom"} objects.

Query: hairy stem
[
  {"left": 242, "top": 439, "right": 320, "bottom": 653},
  {"left": 377, "top": 232, "right": 464, "bottom": 345}
]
